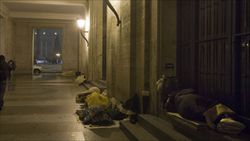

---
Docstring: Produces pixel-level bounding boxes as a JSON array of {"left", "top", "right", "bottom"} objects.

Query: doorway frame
[{"left": 30, "top": 24, "right": 65, "bottom": 74}]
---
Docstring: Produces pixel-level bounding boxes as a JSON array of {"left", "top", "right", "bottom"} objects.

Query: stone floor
[{"left": 0, "top": 74, "right": 129, "bottom": 141}]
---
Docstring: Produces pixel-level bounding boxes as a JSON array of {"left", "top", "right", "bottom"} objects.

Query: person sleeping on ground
[{"left": 163, "top": 89, "right": 246, "bottom": 134}]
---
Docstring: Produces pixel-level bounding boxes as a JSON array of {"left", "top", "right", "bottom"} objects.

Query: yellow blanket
[
  {"left": 203, "top": 104, "right": 235, "bottom": 129},
  {"left": 203, "top": 104, "right": 245, "bottom": 134},
  {"left": 86, "top": 92, "right": 110, "bottom": 108}
]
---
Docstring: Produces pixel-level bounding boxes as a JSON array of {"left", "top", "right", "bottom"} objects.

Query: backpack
[{"left": 8, "top": 60, "right": 16, "bottom": 71}]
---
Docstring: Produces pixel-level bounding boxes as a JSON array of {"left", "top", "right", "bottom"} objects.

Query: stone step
[
  {"left": 161, "top": 112, "right": 250, "bottom": 141},
  {"left": 161, "top": 112, "right": 224, "bottom": 141},
  {"left": 120, "top": 120, "right": 159, "bottom": 141},
  {"left": 138, "top": 114, "right": 191, "bottom": 141}
]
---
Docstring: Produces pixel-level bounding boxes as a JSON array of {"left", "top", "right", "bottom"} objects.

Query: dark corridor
[{"left": 177, "top": 0, "right": 250, "bottom": 118}]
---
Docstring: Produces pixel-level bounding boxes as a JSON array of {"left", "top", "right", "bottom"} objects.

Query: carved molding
[{"left": 10, "top": 12, "right": 81, "bottom": 20}]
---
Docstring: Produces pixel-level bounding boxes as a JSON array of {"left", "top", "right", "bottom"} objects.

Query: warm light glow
[
  {"left": 77, "top": 19, "right": 85, "bottom": 29},
  {"left": 42, "top": 32, "right": 46, "bottom": 35},
  {"left": 54, "top": 32, "right": 58, "bottom": 35},
  {"left": 85, "top": 17, "right": 90, "bottom": 31},
  {"left": 56, "top": 53, "right": 61, "bottom": 57}
]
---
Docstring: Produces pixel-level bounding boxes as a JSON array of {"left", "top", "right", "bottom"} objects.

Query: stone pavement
[{"left": 0, "top": 74, "right": 128, "bottom": 141}]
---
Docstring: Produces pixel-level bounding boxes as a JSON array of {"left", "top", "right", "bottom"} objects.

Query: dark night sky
[{"left": 34, "top": 28, "right": 62, "bottom": 64}]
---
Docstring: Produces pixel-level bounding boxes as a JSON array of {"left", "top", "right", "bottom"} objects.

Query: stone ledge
[{"left": 161, "top": 112, "right": 250, "bottom": 141}]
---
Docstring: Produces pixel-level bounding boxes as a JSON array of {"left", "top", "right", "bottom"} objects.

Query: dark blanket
[{"left": 165, "top": 89, "right": 217, "bottom": 121}]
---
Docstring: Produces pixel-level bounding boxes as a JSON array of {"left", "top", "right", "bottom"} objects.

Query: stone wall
[
  {"left": 0, "top": 3, "right": 13, "bottom": 60},
  {"left": 12, "top": 19, "right": 78, "bottom": 73},
  {"left": 86, "top": 0, "right": 177, "bottom": 114},
  {"left": 134, "top": 0, "right": 146, "bottom": 95},
  {"left": 86, "top": 0, "right": 133, "bottom": 100},
  {"left": 158, "top": 0, "right": 177, "bottom": 77},
  {"left": 148, "top": 0, "right": 159, "bottom": 114},
  {"left": 78, "top": 30, "right": 89, "bottom": 76},
  {"left": 106, "top": 0, "right": 133, "bottom": 101},
  {"left": 147, "top": 0, "right": 177, "bottom": 114},
  {"left": 78, "top": 5, "right": 89, "bottom": 77},
  {"left": 0, "top": 1, "right": 8, "bottom": 18},
  {"left": 87, "top": 0, "right": 104, "bottom": 81}
]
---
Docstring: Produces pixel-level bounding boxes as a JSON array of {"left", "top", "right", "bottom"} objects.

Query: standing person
[
  {"left": 0, "top": 55, "right": 8, "bottom": 110},
  {"left": 7, "top": 60, "right": 16, "bottom": 80}
]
